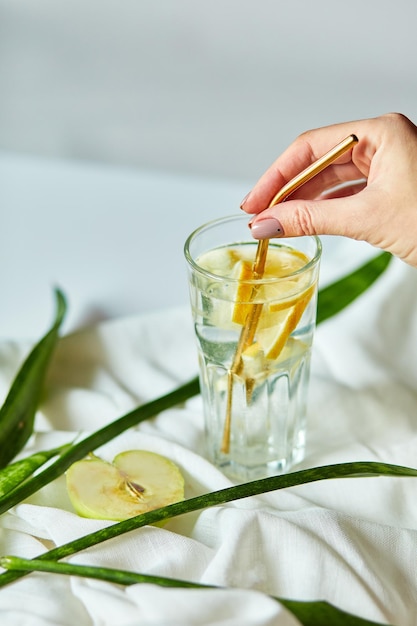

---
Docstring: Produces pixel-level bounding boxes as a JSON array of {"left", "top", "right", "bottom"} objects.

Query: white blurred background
[
  {"left": 1, "top": 0, "right": 417, "bottom": 180},
  {"left": 0, "top": 0, "right": 416, "bottom": 338}
]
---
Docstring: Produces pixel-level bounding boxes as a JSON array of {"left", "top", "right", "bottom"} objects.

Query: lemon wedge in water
[{"left": 231, "top": 247, "right": 315, "bottom": 360}]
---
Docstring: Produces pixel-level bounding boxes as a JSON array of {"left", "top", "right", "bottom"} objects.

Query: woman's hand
[{"left": 241, "top": 113, "right": 417, "bottom": 267}]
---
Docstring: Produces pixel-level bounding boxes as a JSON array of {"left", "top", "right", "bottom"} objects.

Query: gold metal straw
[{"left": 221, "top": 133, "right": 359, "bottom": 454}]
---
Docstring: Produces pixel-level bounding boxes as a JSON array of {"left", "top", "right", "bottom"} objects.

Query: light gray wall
[{"left": 0, "top": 0, "right": 416, "bottom": 181}]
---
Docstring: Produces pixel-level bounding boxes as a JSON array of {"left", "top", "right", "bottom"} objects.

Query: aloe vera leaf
[
  {"left": 316, "top": 251, "right": 392, "bottom": 325},
  {"left": 0, "top": 557, "right": 392, "bottom": 626},
  {"left": 0, "top": 288, "right": 66, "bottom": 468},
  {"left": 0, "top": 460, "right": 416, "bottom": 589},
  {"left": 279, "top": 598, "right": 392, "bottom": 626},
  {"left": 0, "top": 443, "right": 71, "bottom": 498},
  {"left": 0, "top": 376, "right": 200, "bottom": 516},
  {"left": 0, "top": 556, "right": 206, "bottom": 588}
]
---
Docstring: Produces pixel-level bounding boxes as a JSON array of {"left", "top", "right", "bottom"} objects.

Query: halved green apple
[{"left": 66, "top": 450, "right": 184, "bottom": 521}]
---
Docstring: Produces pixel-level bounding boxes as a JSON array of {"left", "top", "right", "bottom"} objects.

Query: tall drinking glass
[{"left": 184, "top": 214, "right": 321, "bottom": 481}]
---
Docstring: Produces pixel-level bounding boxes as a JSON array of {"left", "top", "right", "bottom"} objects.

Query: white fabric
[{"left": 0, "top": 250, "right": 417, "bottom": 625}]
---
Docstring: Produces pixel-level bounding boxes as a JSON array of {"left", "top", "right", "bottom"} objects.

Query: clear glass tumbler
[{"left": 184, "top": 214, "right": 321, "bottom": 481}]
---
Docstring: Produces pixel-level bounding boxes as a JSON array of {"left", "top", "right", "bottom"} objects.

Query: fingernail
[
  {"left": 250, "top": 217, "right": 285, "bottom": 239},
  {"left": 240, "top": 192, "right": 250, "bottom": 209}
]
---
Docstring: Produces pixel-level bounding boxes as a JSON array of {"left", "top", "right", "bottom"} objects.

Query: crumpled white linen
[{"left": 0, "top": 248, "right": 417, "bottom": 626}]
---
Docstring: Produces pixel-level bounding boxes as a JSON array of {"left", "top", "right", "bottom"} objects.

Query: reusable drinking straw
[{"left": 221, "top": 134, "right": 359, "bottom": 453}]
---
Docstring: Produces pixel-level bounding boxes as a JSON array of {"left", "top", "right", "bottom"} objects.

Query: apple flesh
[{"left": 66, "top": 450, "right": 184, "bottom": 521}]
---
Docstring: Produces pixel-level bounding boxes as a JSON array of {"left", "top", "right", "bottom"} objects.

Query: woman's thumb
[{"left": 248, "top": 195, "right": 364, "bottom": 241}]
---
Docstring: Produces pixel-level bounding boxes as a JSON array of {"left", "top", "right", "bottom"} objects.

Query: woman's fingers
[
  {"left": 240, "top": 113, "right": 417, "bottom": 267},
  {"left": 248, "top": 191, "right": 371, "bottom": 241},
  {"left": 248, "top": 181, "right": 417, "bottom": 267},
  {"left": 241, "top": 123, "right": 370, "bottom": 214}
]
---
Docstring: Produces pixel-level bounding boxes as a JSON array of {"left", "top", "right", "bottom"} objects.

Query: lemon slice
[
  {"left": 197, "top": 244, "right": 315, "bottom": 361},
  {"left": 256, "top": 284, "right": 315, "bottom": 360},
  {"left": 232, "top": 247, "right": 310, "bottom": 324},
  {"left": 231, "top": 246, "right": 315, "bottom": 361},
  {"left": 232, "top": 260, "right": 257, "bottom": 325}
]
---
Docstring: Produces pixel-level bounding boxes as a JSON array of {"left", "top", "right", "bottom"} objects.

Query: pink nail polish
[
  {"left": 250, "top": 218, "right": 285, "bottom": 239},
  {"left": 240, "top": 192, "right": 250, "bottom": 209}
]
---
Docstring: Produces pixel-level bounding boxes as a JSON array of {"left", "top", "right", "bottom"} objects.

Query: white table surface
[{"left": 0, "top": 152, "right": 251, "bottom": 340}]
